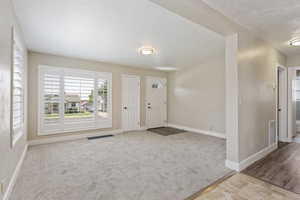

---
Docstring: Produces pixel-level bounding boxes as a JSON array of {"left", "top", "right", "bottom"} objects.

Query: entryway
[{"left": 145, "top": 76, "right": 167, "bottom": 129}]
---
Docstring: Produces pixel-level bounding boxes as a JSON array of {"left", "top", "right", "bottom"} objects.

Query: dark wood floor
[{"left": 243, "top": 142, "right": 300, "bottom": 195}]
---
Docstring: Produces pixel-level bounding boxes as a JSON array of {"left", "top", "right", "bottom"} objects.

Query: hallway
[{"left": 244, "top": 142, "right": 300, "bottom": 194}]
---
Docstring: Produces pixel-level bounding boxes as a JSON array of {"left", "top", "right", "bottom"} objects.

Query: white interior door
[
  {"left": 122, "top": 75, "right": 140, "bottom": 131},
  {"left": 277, "top": 66, "right": 288, "bottom": 142},
  {"left": 146, "top": 77, "right": 167, "bottom": 129}
]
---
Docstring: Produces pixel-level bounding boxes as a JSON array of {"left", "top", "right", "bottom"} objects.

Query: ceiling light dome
[
  {"left": 290, "top": 38, "right": 300, "bottom": 47},
  {"left": 139, "top": 46, "right": 156, "bottom": 55}
]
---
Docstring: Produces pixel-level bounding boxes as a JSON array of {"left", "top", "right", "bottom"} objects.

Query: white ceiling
[
  {"left": 202, "top": 0, "right": 300, "bottom": 56},
  {"left": 12, "top": 0, "right": 224, "bottom": 70}
]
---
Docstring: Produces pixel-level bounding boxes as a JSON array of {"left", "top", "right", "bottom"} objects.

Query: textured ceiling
[
  {"left": 202, "top": 0, "right": 300, "bottom": 56},
  {"left": 12, "top": 0, "right": 224, "bottom": 70}
]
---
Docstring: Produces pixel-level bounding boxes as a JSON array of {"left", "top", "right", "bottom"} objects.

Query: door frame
[
  {"left": 145, "top": 76, "right": 167, "bottom": 129},
  {"left": 287, "top": 66, "right": 300, "bottom": 141},
  {"left": 121, "top": 74, "right": 141, "bottom": 131},
  {"left": 276, "top": 65, "right": 288, "bottom": 144}
]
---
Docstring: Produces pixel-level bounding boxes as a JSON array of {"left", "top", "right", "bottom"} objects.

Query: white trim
[
  {"left": 123, "top": 126, "right": 147, "bottom": 133},
  {"left": 138, "top": 126, "right": 147, "bottom": 131},
  {"left": 225, "top": 34, "right": 239, "bottom": 167},
  {"left": 280, "top": 137, "right": 293, "bottom": 143},
  {"left": 293, "top": 136, "right": 300, "bottom": 143},
  {"left": 167, "top": 123, "right": 226, "bottom": 139},
  {"left": 29, "top": 129, "right": 123, "bottom": 146},
  {"left": 225, "top": 160, "right": 239, "bottom": 171},
  {"left": 225, "top": 143, "right": 277, "bottom": 172},
  {"left": 3, "top": 145, "right": 28, "bottom": 200}
]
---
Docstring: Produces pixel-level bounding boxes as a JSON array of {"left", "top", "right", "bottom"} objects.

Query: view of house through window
[
  {"left": 97, "top": 79, "right": 108, "bottom": 118},
  {"left": 64, "top": 76, "right": 95, "bottom": 118},
  {"left": 44, "top": 77, "right": 109, "bottom": 119},
  {"left": 40, "top": 66, "right": 112, "bottom": 134}
]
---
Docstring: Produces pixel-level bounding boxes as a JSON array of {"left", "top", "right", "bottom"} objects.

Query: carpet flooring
[{"left": 10, "top": 131, "right": 231, "bottom": 200}]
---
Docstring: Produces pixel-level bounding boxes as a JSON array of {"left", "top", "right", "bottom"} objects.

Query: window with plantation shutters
[
  {"left": 11, "top": 39, "right": 25, "bottom": 144},
  {"left": 39, "top": 66, "right": 112, "bottom": 135}
]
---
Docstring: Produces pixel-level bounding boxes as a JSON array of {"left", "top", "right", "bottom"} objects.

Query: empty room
[{"left": 2, "top": 0, "right": 300, "bottom": 200}]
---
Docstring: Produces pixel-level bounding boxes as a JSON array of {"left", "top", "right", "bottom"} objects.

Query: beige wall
[
  {"left": 0, "top": 0, "right": 28, "bottom": 199},
  {"left": 237, "top": 30, "right": 286, "bottom": 161},
  {"left": 149, "top": 0, "right": 287, "bottom": 164},
  {"left": 167, "top": 52, "right": 225, "bottom": 134},
  {"left": 287, "top": 54, "right": 300, "bottom": 67},
  {"left": 28, "top": 52, "right": 167, "bottom": 140}
]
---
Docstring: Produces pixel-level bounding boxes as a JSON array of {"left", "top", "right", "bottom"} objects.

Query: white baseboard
[
  {"left": 134, "top": 126, "right": 147, "bottom": 131},
  {"left": 29, "top": 129, "right": 123, "bottom": 146},
  {"left": 294, "top": 137, "right": 300, "bottom": 143},
  {"left": 279, "top": 137, "right": 293, "bottom": 143},
  {"left": 225, "top": 143, "right": 277, "bottom": 172},
  {"left": 167, "top": 123, "right": 226, "bottom": 139},
  {"left": 139, "top": 126, "right": 147, "bottom": 131},
  {"left": 3, "top": 145, "right": 28, "bottom": 200},
  {"left": 225, "top": 160, "right": 239, "bottom": 171}
]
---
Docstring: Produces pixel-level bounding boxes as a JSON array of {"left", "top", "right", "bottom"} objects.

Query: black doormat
[{"left": 147, "top": 127, "right": 186, "bottom": 136}]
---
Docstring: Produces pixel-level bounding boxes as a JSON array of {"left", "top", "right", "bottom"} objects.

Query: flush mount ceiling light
[
  {"left": 138, "top": 46, "right": 156, "bottom": 55},
  {"left": 155, "top": 66, "right": 177, "bottom": 71},
  {"left": 290, "top": 38, "right": 300, "bottom": 47}
]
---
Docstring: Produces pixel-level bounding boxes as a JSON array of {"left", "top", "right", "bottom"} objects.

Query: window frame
[
  {"left": 11, "top": 29, "right": 25, "bottom": 147},
  {"left": 38, "top": 65, "right": 112, "bottom": 135}
]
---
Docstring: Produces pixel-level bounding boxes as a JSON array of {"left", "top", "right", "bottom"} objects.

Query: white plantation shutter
[
  {"left": 63, "top": 75, "right": 95, "bottom": 131},
  {"left": 12, "top": 40, "right": 25, "bottom": 143},
  {"left": 39, "top": 66, "right": 112, "bottom": 135},
  {"left": 40, "top": 70, "right": 62, "bottom": 133}
]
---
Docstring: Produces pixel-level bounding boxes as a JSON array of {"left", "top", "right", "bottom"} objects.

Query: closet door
[{"left": 122, "top": 75, "right": 140, "bottom": 131}]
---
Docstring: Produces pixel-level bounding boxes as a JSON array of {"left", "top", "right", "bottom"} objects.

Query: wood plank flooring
[
  {"left": 243, "top": 142, "right": 300, "bottom": 195},
  {"left": 194, "top": 173, "right": 300, "bottom": 200}
]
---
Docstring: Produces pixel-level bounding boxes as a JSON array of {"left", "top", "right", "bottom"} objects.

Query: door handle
[
  {"left": 124, "top": 106, "right": 128, "bottom": 110},
  {"left": 278, "top": 108, "right": 282, "bottom": 112},
  {"left": 147, "top": 106, "right": 151, "bottom": 109}
]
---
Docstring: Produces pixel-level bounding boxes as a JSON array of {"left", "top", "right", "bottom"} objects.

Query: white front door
[
  {"left": 146, "top": 77, "right": 167, "bottom": 129},
  {"left": 122, "top": 75, "right": 140, "bottom": 131}
]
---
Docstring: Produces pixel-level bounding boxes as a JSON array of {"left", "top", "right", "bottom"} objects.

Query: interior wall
[
  {"left": 237, "top": 29, "right": 286, "bottom": 161},
  {"left": 0, "top": 0, "right": 28, "bottom": 199},
  {"left": 287, "top": 54, "right": 300, "bottom": 67},
  {"left": 148, "top": 0, "right": 287, "bottom": 165},
  {"left": 167, "top": 51, "right": 225, "bottom": 134},
  {"left": 28, "top": 52, "right": 167, "bottom": 140}
]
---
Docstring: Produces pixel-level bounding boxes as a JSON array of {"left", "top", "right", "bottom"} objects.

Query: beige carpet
[{"left": 10, "top": 131, "right": 231, "bottom": 200}]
